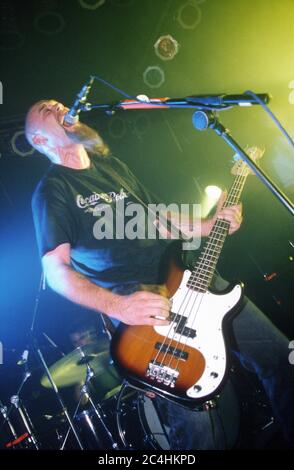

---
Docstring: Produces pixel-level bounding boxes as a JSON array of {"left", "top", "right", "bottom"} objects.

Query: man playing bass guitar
[{"left": 26, "top": 99, "right": 294, "bottom": 448}]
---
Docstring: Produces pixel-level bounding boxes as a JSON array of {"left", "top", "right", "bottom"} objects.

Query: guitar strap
[
  {"left": 98, "top": 162, "right": 193, "bottom": 338},
  {"left": 104, "top": 164, "right": 190, "bottom": 242}
]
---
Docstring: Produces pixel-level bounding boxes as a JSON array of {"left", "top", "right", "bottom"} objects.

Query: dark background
[{"left": 0, "top": 0, "right": 293, "bottom": 423}]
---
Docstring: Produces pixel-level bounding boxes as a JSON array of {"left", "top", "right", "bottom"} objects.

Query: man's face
[
  {"left": 26, "top": 99, "right": 106, "bottom": 159},
  {"left": 26, "top": 99, "right": 72, "bottom": 151}
]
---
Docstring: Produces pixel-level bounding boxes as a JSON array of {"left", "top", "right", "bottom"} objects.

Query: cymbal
[{"left": 41, "top": 339, "right": 112, "bottom": 388}]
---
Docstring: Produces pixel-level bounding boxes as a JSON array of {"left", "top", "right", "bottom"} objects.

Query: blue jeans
[
  {"left": 155, "top": 295, "right": 294, "bottom": 449},
  {"left": 111, "top": 280, "right": 294, "bottom": 448}
]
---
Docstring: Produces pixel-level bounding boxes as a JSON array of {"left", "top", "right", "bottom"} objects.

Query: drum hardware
[
  {"left": 113, "top": 376, "right": 242, "bottom": 450},
  {"left": 0, "top": 400, "right": 18, "bottom": 446},
  {"left": 80, "top": 380, "right": 119, "bottom": 449},
  {"left": 35, "top": 341, "right": 84, "bottom": 450},
  {"left": 260, "top": 416, "right": 275, "bottom": 431},
  {"left": 42, "top": 332, "right": 66, "bottom": 357},
  {"left": 0, "top": 368, "right": 35, "bottom": 447},
  {"left": 40, "top": 334, "right": 124, "bottom": 449},
  {"left": 1, "top": 346, "right": 241, "bottom": 450},
  {"left": 137, "top": 392, "right": 170, "bottom": 449},
  {"left": 9, "top": 394, "right": 39, "bottom": 449},
  {"left": 114, "top": 380, "right": 170, "bottom": 450},
  {"left": 0, "top": 270, "right": 83, "bottom": 450},
  {"left": 115, "top": 380, "right": 136, "bottom": 449},
  {"left": 40, "top": 338, "right": 112, "bottom": 389},
  {"left": 60, "top": 347, "right": 119, "bottom": 450}
]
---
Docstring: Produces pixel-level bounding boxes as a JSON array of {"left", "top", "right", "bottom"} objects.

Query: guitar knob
[
  {"left": 210, "top": 372, "right": 218, "bottom": 378},
  {"left": 193, "top": 385, "right": 202, "bottom": 393}
]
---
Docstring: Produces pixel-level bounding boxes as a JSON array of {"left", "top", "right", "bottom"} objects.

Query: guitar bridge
[{"left": 146, "top": 362, "right": 179, "bottom": 388}]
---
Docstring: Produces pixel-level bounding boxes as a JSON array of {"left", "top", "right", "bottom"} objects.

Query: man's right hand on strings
[{"left": 111, "top": 291, "right": 171, "bottom": 326}]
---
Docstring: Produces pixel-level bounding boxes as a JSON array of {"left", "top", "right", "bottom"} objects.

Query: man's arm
[{"left": 42, "top": 243, "right": 170, "bottom": 326}]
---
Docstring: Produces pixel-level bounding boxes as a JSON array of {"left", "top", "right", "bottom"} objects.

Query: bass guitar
[{"left": 111, "top": 146, "right": 264, "bottom": 408}]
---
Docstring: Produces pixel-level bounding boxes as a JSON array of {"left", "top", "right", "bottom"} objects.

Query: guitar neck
[{"left": 187, "top": 168, "right": 249, "bottom": 293}]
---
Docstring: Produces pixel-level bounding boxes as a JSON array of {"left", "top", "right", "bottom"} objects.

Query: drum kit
[
  {"left": 0, "top": 334, "right": 245, "bottom": 450},
  {"left": 0, "top": 336, "right": 173, "bottom": 450}
]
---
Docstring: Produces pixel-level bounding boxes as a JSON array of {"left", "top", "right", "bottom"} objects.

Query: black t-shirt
[{"left": 32, "top": 155, "right": 169, "bottom": 290}]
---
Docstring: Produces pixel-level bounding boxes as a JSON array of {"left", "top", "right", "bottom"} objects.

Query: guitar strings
[
  {"left": 151, "top": 168, "right": 246, "bottom": 370},
  {"left": 168, "top": 166, "right": 248, "bottom": 375},
  {"left": 163, "top": 218, "right": 230, "bottom": 370},
  {"left": 150, "top": 173, "right": 244, "bottom": 372},
  {"left": 172, "top": 171, "right": 247, "bottom": 369},
  {"left": 152, "top": 163, "right": 249, "bottom": 382}
]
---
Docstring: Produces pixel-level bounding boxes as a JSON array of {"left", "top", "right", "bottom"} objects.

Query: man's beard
[
  {"left": 64, "top": 121, "right": 109, "bottom": 156},
  {"left": 64, "top": 121, "right": 99, "bottom": 146}
]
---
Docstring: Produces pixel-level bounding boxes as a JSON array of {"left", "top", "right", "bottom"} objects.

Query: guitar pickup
[
  {"left": 174, "top": 325, "right": 196, "bottom": 338},
  {"left": 155, "top": 342, "right": 188, "bottom": 360},
  {"left": 169, "top": 312, "right": 197, "bottom": 339}
]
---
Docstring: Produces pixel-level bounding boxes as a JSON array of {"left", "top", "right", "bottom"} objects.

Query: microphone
[
  {"left": 64, "top": 76, "right": 95, "bottom": 126},
  {"left": 185, "top": 92, "right": 270, "bottom": 108}
]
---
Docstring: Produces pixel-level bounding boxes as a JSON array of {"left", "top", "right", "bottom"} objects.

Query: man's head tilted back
[
  {"left": 25, "top": 100, "right": 109, "bottom": 162},
  {"left": 25, "top": 100, "right": 71, "bottom": 162}
]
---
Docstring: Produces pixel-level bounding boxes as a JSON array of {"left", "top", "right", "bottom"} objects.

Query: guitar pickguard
[{"left": 154, "top": 270, "right": 243, "bottom": 398}]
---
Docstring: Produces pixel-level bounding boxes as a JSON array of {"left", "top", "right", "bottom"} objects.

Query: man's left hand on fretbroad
[{"left": 209, "top": 190, "right": 243, "bottom": 235}]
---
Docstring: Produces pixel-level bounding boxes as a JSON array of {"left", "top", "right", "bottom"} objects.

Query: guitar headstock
[{"left": 231, "top": 146, "right": 265, "bottom": 176}]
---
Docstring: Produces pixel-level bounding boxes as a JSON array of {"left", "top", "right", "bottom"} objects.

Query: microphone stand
[
  {"left": 29, "top": 271, "right": 84, "bottom": 449},
  {"left": 81, "top": 98, "right": 293, "bottom": 217},
  {"left": 76, "top": 77, "right": 293, "bottom": 217},
  {"left": 191, "top": 110, "right": 294, "bottom": 218},
  {"left": 5, "top": 271, "right": 84, "bottom": 450}
]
